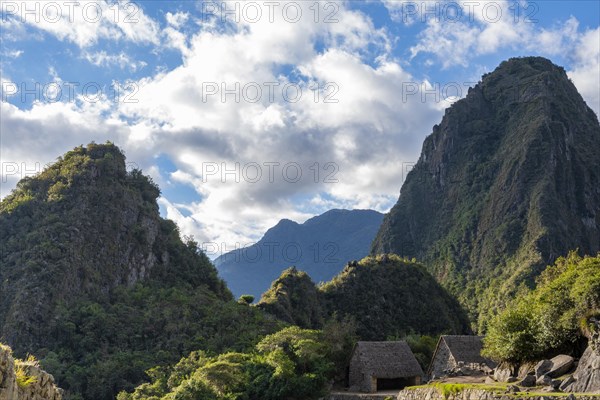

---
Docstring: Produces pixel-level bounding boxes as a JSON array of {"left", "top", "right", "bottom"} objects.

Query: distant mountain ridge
[
  {"left": 371, "top": 57, "right": 600, "bottom": 329},
  {"left": 215, "top": 209, "right": 384, "bottom": 298}
]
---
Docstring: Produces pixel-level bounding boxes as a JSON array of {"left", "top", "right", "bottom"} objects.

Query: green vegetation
[
  {"left": 483, "top": 252, "right": 600, "bottom": 363},
  {"left": 15, "top": 364, "right": 37, "bottom": 389},
  {"left": 406, "top": 382, "right": 600, "bottom": 399},
  {"left": 403, "top": 334, "right": 439, "bottom": 372},
  {"left": 13, "top": 354, "right": 40, "bottom": 389},
  {"left": 238, "top": 295, "right": 255, "bottom": 305},
  {"left": 257, "top": 255, "right": 470, "bottom": 342},
  {"left": 117, "top": 326, "right": 354, "bottom": 400},
  {"left": 257, "top": 267, "right": 324, "bottom": 328},
  {"left": 432, "top": 382, "right": 504, "bottom": 399},
  {"left": 320, "top": 255, "right": 471, "bottom": 340}
]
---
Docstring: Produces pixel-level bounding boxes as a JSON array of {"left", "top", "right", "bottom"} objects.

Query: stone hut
[
  {"left": 349, "top": 341, "right": 424, "bottom": 393},
  {"left": 427, "top": 335, "right": 496, "bottom": 379}
]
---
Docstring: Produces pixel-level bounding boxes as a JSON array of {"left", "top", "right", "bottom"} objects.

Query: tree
[{"left": 238, "top": 295, "right": 255, "bottom": 305}]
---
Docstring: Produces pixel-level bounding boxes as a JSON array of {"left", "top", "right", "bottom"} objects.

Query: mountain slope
[
  {"left": 257, "top": 267, "right": 324, "bottom": 329},
  {"left": 371, "top": 57, "right": 600, "bottom": 328},
  {"left": 215, "top": 209, "right": 383, "bottom": 298},
  {"left": 0, "top": 143, "right": 276, "bottom": 399},
  {"left": 257, "top": 254, "right": 470, "bottom": 340}
]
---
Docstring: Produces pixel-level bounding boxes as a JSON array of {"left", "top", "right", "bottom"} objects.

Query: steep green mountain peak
[{"left": 372, "top": 57, "right": 600, "bottom": 329}]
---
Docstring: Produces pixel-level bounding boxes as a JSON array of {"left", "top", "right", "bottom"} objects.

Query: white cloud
[
  {"left": 109, "top": 1, "right": 442, "bottom": 246},
  {"left": 402, "top": 1, "right": 599, "bottom": 114},
  {"left": 83, "top": 50, "right": 147, "bottom": 71},
  {"left": 568, "top": 27, "right": 600, "bottom": 115},
  {"left": 0, "top": 0, "right": 160, "bottom": 47},
  {"left": 1, "top": 49, "right": 24, "bottom": 58},
  {"left": 0, "top": 98, "right": 127, "bottom": 197},
  {"left": 408, "top": 2, "right": 584, "bottom": 68},
  {"left": 166, "top": 11, "right": 189, "bottom": 29}
]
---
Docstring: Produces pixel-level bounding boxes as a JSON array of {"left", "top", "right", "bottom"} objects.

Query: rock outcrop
[
  {"left": 563, "top": 346, "right": 600, "bottom": 393},
  {"left": 0, "top": 344, "right": 62, "bottom": 400},
  {"left": 563, "top": 316, "right": 600, "bottom": 393}
]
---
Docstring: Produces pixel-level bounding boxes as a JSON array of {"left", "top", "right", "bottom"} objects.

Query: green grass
[{"left": 404, "top": 382, "right": 600, "bottom": 399}]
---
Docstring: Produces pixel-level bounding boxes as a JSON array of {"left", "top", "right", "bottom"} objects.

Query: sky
[{"left": 1, "top": 0, "right": 599, "bottom": 257}]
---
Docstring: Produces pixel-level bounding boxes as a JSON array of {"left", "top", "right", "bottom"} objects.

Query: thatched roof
[{"left": 351, "top": 341, "right": 424, "bottom": 378}]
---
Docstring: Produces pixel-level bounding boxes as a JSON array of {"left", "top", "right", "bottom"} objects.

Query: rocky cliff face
[
  {"left": 0, "top": 344, "right": 63, "bottom": 400},
  {"left": 371, "top": 57, "right": 600, "bottom": 327},
  {"left": 563, "top": 318, "right": 600, "bottom": 393}
]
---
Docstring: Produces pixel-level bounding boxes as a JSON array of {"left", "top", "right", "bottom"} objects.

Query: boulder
[
  {"left": 551, "top": 379, "right": 562, "bottom": 389},
  {"left": 518, "top": 361, "right": 536, "bottom": 378},
  {"left": 562, "top": 346, "right": 600, "bottom": 393},
  {"left": 519, "top": 374, "right": 536, "bottom": 387},
  {"left": 535, "top": 359, "right": 553, "bottom": 378},
  {"left": 493, "top": 362, "right": 515, "bottom": 382},
  {"left": 506, "top": 385, "right": 520, "bottom": 393},
  {"left": 559, "top": 375, "right": 575, "bottom": 391},
  {"left": 546, "top": 354, "right": 575, "bottom": 378},
  {"left": 536, "top": 374, "right": 553, "bottom": 386},
  {"left": 485, "top": 376, "right": 497, "bottom": 384}
]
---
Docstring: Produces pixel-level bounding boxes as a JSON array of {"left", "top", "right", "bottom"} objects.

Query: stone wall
[
  {"left": 0, "top": 344, "right": 62, "bottom": 400},
  {"left": 330, "top": 393, "right": 395, "bottom": 400},
  {"left": 397, "top": 387, "right": 599, "bottom": 400},
  {"left": 349, "top": 349, "right": 368, "bottom": 392},
  {"left": 429, "top": 342, "right": 454, "bottom": 379}
]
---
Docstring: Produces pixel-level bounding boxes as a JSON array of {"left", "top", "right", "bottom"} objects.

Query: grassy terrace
[{"left": 404, "top": 382, "right": 600, "bottom": 399}]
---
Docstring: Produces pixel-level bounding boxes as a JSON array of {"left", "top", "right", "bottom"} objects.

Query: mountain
[
  {"left": 0, "top": 143, "right": 277, "bottom": 400},
  {"left": 258, "top": 255, "right": 471, "bottom": 340},
  {"left": 214, "top": 209, "right": 384, "bottom": 298},
  {"left": 371, "top": 57, "right": 600, "bottom": 329},
  {"left": 257, "top": 267, "right": 324, "bottom": 329}
]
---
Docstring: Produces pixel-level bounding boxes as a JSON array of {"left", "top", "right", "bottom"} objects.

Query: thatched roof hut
[
  {"left": 349, "top": 341, "right": 424, "bottom": 393},
  {"left": 427, "top": 335, "right": 496, "bottom": 379}
]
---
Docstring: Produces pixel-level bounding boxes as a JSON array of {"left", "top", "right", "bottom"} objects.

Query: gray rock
[
  {"left": 518, "top": 361, "right": 535, "bottom": 378},
  {"left": 506, "top": 385, "right": 520, "bottom": 393},
  {"left": 493, "top": 362, "right": 514, "bottom": 382},
  {"left": 562, "top": 346, "right": 600, "bottom": 393},
  {"left": 536, "top": 374, "right": 553, "bottom": 386},
  {"left": 551, "top": 379, "right": 562, "bottom": 389},
  {"left": 546, "top": 354, "right": 575, "bottom": 378},
  {"left": 535, "top": 359, "right": 552, "bottom": 378},
  {"left": 519, "top": 374, "right": 536, "bottom": 387},
  {"left": 559, "top": 375, "right": 575, "bottom": 391}
]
